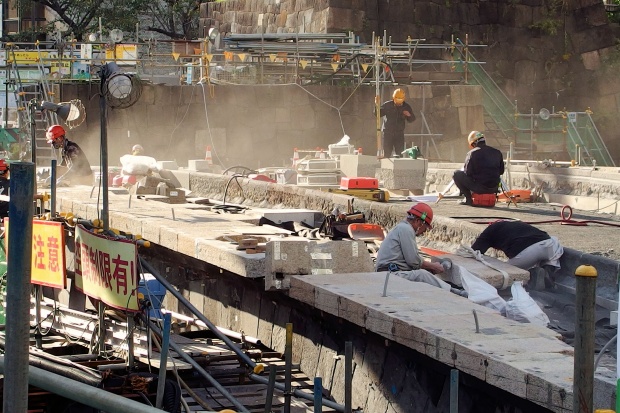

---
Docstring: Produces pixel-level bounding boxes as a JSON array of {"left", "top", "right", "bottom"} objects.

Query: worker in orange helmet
[
  {"left": 45, "top": 124, "right": 93, "bottom": 185},
  {"left": 453, "top": 131, "right": 504, "bottom": 206},
  {"left": 375, "top": 202, "right": 467, "bottom": 297},
  {"left": 0, "top": 159, "right": 10, "bottom": 218},
  {"left": 374, "top": 88, "right": 416, "bottom": 158}
]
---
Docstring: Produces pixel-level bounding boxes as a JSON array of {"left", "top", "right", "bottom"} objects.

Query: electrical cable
[
  {"left": 594, "top": 333, "right": 617, "bottom": 371},
  {"left": 166, "top": 85, "right": 196, "bottom": 153},
  {"left": 196, "top": 60, "right": 373, "bottom": 168}
]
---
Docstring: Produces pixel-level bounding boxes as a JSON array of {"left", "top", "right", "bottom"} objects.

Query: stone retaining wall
[{"left": 201, "top": 0, "right": 620, "bottom": 162}]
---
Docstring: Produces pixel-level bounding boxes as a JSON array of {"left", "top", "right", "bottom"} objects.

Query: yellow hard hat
[
  {"left": 392, "top": 88, "right": 405, "bottom": 105},
  {"left": 467, "top": 130, "right": 484, "bottom": 147}
]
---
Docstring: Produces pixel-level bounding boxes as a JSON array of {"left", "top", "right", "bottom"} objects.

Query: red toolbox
[{"left": 340, "top": 177, "right": 379, "bottom": 190}]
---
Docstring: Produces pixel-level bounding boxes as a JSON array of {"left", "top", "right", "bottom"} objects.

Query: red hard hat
[
  {"left": 46, "top": 124, "right": 66, "bottom": 144},
  {"left": 407, "top": 202, "right": 433, "bottom": 229}
]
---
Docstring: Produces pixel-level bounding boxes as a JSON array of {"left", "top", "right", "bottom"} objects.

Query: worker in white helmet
[
  {"left": 453, "top": 131, "right": 504, "bottom": 206},
  {"left": 131, "top": 144, "right": 144, "bottom": 156}
]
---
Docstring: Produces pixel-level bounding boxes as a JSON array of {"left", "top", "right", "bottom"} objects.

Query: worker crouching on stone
[
  {"left": 375, "top": 202, "right": 467, "bottom": 297},
  {"left": 46, "top": 124, "right": 93, "bottom": 186},
  {"left": 453, "top": 131, "right": 504, "bottom": 206},
  {"left": 471, "top": 220, "right": 564, "bottom": 288}
]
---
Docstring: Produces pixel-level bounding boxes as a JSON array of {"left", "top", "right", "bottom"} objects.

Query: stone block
[
  {"left": 339, "top": 154, "right": 380, "bottom": 178},
  {"left": 187, "top": 159, "right": 209, "bottom": 172},
  {"left": 376, "top": 158, "right": 427, "bottom": 190},
  {"left": 265, "top": 239, "right": 374, "bottom": 290},
  {"left": 431, "top": 253, "right": 529, "bottom": 290},
  {"left": 316, "top": 239, "right": 375, "bottom": 274},
  {"left": 264, "top": 239, "right": 314, "bottom": 290},
  {"left": 157, "top": 161, "right": 179, "bottom": 171}
]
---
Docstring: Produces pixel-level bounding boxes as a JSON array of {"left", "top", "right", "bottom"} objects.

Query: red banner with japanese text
[
  {"left": 74, "top": 225, "right": 139, "bottom": 311},
  {"left": 4, "top": 218, "right": 66, "bottom": 289}
]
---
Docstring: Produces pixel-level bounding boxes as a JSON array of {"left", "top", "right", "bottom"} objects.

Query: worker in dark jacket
[
  {"left": 471, "top": 220, "right": 564, "bottom": 286},
  {"left": 374, "top": 88, "right": 415, "bottom": 158},
  {"left": 46, "top": 124, "right": 93, "bottom": 185},
  {"left": 453, "top": 131, "right": 505, "bottom": 206}
]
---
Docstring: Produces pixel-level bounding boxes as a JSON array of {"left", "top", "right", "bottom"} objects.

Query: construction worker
[
  {"left": 374, "top": 88, "right": 415, "bottom": 158},
  {"left": 45, "top": 124, "right": 93, "bottom": 185},
  {"left": 375, "top": 202, "right": 467, "bottom": 297},
  {"left": 453, "top": 131, "right": 504, "bottom": 206},
  {"left": 471, "top": 220, "right": 564, "bottom": 288},
  {"left": 131, "top": 144, "right": 144, "bottom": 156},
  {"left": 0, "top": 159, "right": 9, "bottom": 218}
]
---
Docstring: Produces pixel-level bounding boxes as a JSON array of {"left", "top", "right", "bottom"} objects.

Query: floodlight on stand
[
  {"left": 539, "top": 108, "right": 551, "bottom": 121},
  {"left": 208, "top": 27, "right": 219, "bottom": 41},
  {"left": 98, "top": 61, "right": 143, "bottom": 232},
  {"left": 88, "top": 33, "right": 98, "bottom": 42},
  {"left": 99, "top": 62, "right": 142, "bottom": 109},
  {"left": 110, "top": 29, "right": 123, "bottom": 43},
  {"left": 40, "top": 99, "right": 86, "bottom": 129},
  {"left": 207, "top": 27, "right": 221, "bottom": 52}
]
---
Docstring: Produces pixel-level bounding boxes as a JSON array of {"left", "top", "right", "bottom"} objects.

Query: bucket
[{"left": 405, "top": 146, "right": 419, "bottom": 159}]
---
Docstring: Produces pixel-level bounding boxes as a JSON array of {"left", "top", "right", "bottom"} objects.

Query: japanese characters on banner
[
  {"left": 74, "top": 225, "right": 140, "bottom": 311},
  {"left": 4, "top": 219, "right": 66, "bottom": 289}
]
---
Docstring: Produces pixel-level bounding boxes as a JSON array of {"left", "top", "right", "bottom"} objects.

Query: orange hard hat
[
  {"left": 407, "top": 202, "right": 433, "bottom": 229},
  {"left": 46, "top": 124, "right": 66, "bottom": 144},
  {"left": 392, "top": 88, "right": 405, "bottom": 105}
]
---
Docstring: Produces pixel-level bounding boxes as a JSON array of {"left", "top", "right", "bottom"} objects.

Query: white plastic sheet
[{"left": 505, "top": 281, "right": 550, "bottom": 326}]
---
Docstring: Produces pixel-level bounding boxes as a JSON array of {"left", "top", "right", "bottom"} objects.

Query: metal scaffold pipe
[
  {"left": 139, "top": 257, "right": 257, "bottom": 368},
  {"left": 148, "top": 321, "right": 251, "bottom": 413},
  {"left": 0, "top": 356, "right": 170, "bottom": 413},
  {"left": 3, "top": 162, "right": 34, "bottom": 413}
]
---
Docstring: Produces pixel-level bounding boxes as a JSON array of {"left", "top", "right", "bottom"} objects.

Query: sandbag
[{"left": 120, "top": 154, "right": 159, "bottom": 175}]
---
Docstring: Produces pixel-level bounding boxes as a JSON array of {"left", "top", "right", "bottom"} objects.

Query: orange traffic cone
[
  {"left": 205, "top": 146, "right": 213, "bottom": 165},
  {"left": 292, "top": 148, "right": 300, "bottom": 168}
]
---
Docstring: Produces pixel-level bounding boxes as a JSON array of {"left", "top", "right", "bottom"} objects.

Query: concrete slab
[
  {"left": 288, "top": 272, "right": 581, "bottom": 412},
  {"left": 431, "top": 253, "right": 530, "bottom": 290}
]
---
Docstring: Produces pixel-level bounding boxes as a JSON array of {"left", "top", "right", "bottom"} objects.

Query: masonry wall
[
  {"left": 141, "top": 245, "right": 555, "bottom": 413},
  {"left": 201, "top": 0, "right": 620, "bottom": 162}
]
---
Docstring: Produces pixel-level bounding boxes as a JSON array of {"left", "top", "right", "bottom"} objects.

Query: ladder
[{"left": 6, "top": 42, "right": 60, "bottom": 166}]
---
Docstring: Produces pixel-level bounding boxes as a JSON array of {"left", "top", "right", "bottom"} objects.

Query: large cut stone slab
[
  {"left": 264, "top": 239, "right": 374, "bottom": 291},
  {"left": 376, "top": 158, "right": 427, "bottom": 191},
  {"left": 431, "top": 253, "right": 530, "bottom": 290}
]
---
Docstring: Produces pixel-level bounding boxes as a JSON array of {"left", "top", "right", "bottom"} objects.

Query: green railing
[{"left": 452, "top": 40, "right": 615, "bottom": 166}]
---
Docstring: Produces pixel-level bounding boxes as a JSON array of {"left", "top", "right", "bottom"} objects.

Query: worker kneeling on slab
[
  {"left": 471, "top": 220, "right": 564, "bottom": 288},
  {"left": 375, "top": 202, "right": 467, "bottom": 297}
]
